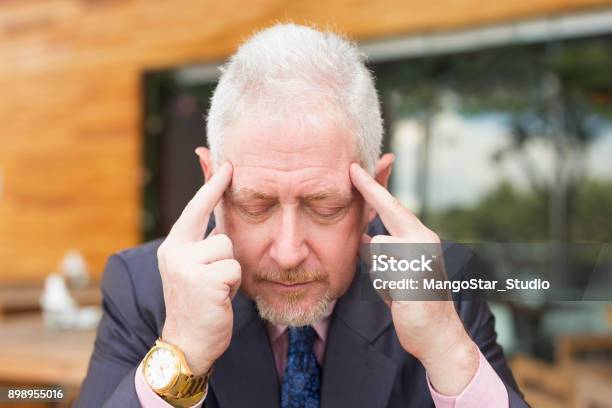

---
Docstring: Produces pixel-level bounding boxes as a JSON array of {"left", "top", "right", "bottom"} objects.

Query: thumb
[
  {"left": 229, "top": 282, "right": 240, "bottom": 300},
  {"left": 383, "top": 297, "right": 392, "bottom": 308}
]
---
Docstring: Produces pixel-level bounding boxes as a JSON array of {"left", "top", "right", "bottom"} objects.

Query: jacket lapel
[
  {"left": 321, "top": 268, "right": 398, "bottom": 408},
  {"left": 208, "top": 292, "right": 280, "bottom": 408}
]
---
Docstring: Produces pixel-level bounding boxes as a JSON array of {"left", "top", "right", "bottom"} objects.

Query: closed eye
[
  {"left": 237, "top": 204, "right": 274, "bottom": 217},
  {"left": 307, "top": 206, "right": 346, "bottom": 218}
]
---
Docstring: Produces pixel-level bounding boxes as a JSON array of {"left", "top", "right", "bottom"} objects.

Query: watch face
[{"left": 144, "top": 346, "right": 179, "bottom": 390}]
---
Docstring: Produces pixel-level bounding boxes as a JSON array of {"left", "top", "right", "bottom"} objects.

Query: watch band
[
  {"left": 161, "top": 367, "right": 211, "bottom": 408},
  {"left": 162, "top": 388, "right": 207, "bottom": 408}
]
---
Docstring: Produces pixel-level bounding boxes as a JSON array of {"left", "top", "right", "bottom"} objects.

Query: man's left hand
[{"left": 350, "top": 163, "right": 479, "bottom": 396}]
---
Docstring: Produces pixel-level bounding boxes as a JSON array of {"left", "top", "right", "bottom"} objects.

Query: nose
[{"left": 269, "top": 207, "right": 309, "bottom": 270}]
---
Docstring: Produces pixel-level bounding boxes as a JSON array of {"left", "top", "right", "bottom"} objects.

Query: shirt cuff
[
  {"left": 427, "top": 349, "right": 509, "bottom": 408},
  {"left": 135, "top": 362, "right": 205, "bottom": 408}
]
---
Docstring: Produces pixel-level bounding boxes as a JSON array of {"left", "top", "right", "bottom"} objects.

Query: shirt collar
[{"left": 266, "top": 299, "right": 337, "bottom": 343}]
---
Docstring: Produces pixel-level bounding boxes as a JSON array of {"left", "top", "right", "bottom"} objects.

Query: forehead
[{"left": 223, "top": 115, "right": 357, "bottom": 198}]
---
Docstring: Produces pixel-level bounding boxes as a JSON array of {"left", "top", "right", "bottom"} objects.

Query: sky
[{"left": 391, "top": 110, "right": 612, "bottom": 212}]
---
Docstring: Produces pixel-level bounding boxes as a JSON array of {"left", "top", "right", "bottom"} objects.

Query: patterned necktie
[{"left": 280, "top": 326, "right": 321, "bottom": 408}]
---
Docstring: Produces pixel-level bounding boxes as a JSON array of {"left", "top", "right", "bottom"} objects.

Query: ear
[
  {"left": 367, "top": 153, "right": 395, "bottom": 223},
  {"left": 195, "top": 147, "right": 213, "bottom": 182},
  {"left": 374, "top": 153, "right": 395, "bottom": 189}
]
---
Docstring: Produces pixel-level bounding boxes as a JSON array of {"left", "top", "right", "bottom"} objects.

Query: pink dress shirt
[{"left": 135, "top": 303, "right": 509, "bottom": 408}]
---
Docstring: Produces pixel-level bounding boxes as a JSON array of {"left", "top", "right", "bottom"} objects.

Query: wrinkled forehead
[{"left": 223, "top": 115, "right": 357, "bottom": 200}]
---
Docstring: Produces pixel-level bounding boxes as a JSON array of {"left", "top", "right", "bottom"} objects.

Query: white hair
[{"left": 206, "top": 23, "right": 383, "bottom": 173}]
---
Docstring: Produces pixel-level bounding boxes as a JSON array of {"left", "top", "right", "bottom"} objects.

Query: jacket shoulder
[
  {"left": 104, "top": 238, "right": 166, "bottom": 335},
  {"left": 114, "top": 238, "right": 164, "bottom": 268}
]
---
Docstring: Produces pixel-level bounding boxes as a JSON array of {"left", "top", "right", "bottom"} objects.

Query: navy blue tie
[{"left": 280, "top": 326, "right": 321, "bottom": 408}]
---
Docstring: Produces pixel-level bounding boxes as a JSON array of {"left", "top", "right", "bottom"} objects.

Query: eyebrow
[
  {"left": 301, "top": 188, "right": 354, "bottom": 204},
  {"left": 226, "top": 187, "right": 354, "bottom": 204},
  {"left": 226, "top": 187, "right": 275, "bottom": 202}
]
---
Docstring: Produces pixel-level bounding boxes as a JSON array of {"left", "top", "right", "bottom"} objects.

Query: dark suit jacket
[{"left": 75, "top": 218, "right": 529, "bottom": 407}]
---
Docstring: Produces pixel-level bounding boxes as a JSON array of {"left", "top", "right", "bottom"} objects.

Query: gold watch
[{"left": 142, "top": 339, "right": 212, "bottom": 408}]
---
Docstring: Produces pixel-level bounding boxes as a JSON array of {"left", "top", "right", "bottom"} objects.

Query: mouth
[{"left": 266, "top": 280, "right": 317, "bottom": 291}]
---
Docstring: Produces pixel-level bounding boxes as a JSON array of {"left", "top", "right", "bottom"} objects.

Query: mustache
[{"left": 253, "top": 266, "right": 329, "bottom": 285}]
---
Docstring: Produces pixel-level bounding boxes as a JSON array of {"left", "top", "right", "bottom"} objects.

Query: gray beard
[{"left": 254, "top": 291, "right": 332, "bottom": 327}]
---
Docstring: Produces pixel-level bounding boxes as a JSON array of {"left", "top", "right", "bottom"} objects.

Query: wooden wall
[{"left": 1, "top": 0, "right": 611, "bottom": 283}]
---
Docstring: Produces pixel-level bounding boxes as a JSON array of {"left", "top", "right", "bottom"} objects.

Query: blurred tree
[{"left": 372, "top": 35, "right": 612, "bottom": 243}]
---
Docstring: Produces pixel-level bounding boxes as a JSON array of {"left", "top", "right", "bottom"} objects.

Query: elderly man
[{"left": 76, "top": 24, "right": 528, "bottom": 408}]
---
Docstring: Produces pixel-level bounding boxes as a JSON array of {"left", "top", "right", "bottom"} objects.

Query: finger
[
  {"left": 207, "top": 258, "right": 242, "bottom": 298},
  {"left": 349, "top": 163, "right": 420, "bottom": 237},
  {"left": 229, "top": 280, "right": 241, "bottom": 300},
  {"left": 361, "top": 233, "right": 372, "bottom": 244},
  {"left": 188, "top": 234, "right": 234, "bottom": 264},
  {"left": 169, "top": 162, "right": 233, "bottom": 242},
  {"left": 371, "top": 235, "right": 404, "bottom": 244}
]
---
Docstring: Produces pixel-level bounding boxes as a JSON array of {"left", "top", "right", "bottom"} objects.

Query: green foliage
[
  {"left": 571, "top": 179, "right": 612, "bottom": 242},
  {"left": 429, "top": 182, "right": 548, "bottom": 241},
  {"left": 429, "top": 179, "right": 612, "bottom": 242}
]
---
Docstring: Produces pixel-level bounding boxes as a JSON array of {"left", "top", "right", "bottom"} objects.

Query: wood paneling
[{"left": 1, "top": 0, "right": 611, "bottom": 282}]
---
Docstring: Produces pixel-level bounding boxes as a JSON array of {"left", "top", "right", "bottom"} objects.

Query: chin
[{"left": 254, "top": 287, "right": 332, "bottom": 327}]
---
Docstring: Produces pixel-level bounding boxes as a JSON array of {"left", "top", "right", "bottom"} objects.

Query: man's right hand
[{"left": 157, "top": 161, "right": 240, "bottom": 376}]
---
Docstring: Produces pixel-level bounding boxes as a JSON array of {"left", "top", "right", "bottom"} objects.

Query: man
[{"left": 76, "top": 24, "right": 528, "bottom": 407}]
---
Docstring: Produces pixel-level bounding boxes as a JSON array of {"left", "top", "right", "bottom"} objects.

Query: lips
[{"left": 268, "top": 280, "right": 314, "bottom": 287}]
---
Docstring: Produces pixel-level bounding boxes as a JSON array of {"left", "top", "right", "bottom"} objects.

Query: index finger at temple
[
  {"left": 349, "top": 163, "right": 417, "bottom": 237},
  {"left": 168, "top": 162, "right": 233, "bottom": 242}
]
